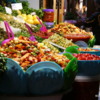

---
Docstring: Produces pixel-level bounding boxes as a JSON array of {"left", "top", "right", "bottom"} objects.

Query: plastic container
[
  {"left": 0, "top": 58, "right": 78, "bottom": 95},
  {"left": 0, "top": 58, "right": 26, "bottom": 95},
  {"left": 44, "top": 22, "right": 54, "bottom": 29},
  {"left": 42, "top": 9, "right": 54, "bottom": 22}
]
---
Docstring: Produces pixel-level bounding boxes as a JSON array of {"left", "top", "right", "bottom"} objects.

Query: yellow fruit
[
  {"left": 33, "top": 19, "right": 40, "bottom": 24},
  {"left": 26, "top": 19, "right": 34, "bottom": 24},
  {"left": 32, "top": 15, "right": 37, "bottom": 20},
  {"left": 21, "top": 14, "right": 26, "bottom": 17},
  {"left": 27, "top": 15, "right": 33, "bottom": 20},
  {"left": 21, "top": 14, "right": 27, "bottom": 20}
]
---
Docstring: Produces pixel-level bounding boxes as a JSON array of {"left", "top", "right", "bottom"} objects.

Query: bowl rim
[
  {"left": 79, "top": 47, "right": 100, "bottom": 52},
  {"left": 78, "top": 60, "right": 100, "bottom": 62}
]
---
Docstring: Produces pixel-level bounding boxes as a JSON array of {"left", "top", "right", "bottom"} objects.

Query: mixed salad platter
[
  {"left": 0, "top": 36, "right": 78, "bottom": 95},
  {"left": 0, "top": 36, "right": 70, "bottom": 70},
  {"left": 48, "top": 23, "right": 93, "bottom": 42}
]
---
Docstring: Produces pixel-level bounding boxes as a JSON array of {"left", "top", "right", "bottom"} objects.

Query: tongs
[
  {"left": 37, "top": 16, "right": 47, "bottom": 32},
  {"left": 25, "top": 23, "right": 36, "bottom": 41},
  {"left": 1, "top": 21, "right": 14, "bottom": 45}
]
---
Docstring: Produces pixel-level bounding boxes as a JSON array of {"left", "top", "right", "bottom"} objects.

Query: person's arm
[{"left": 84, "top": 12, "right": 99, "bottom": 27}]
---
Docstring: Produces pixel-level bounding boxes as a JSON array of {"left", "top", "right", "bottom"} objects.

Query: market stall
[{"left": 0, "top": 0, "right": 100, "bottom": 100}]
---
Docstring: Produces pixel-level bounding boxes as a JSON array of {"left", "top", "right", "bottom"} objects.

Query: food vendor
[{"left": 82, "top": 0, "right": 100, "bottom": 45}]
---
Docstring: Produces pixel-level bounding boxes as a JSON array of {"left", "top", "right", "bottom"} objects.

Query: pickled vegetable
[{"left": 44, "top": 34, "right": 76, "bottom": 48}]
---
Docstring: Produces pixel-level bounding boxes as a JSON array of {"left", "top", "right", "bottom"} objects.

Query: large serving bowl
[
  {"left": 64, "top": 34, "right": 91, "bottom": 42},
  {"left": 0, "top": 58, "right": 78, "bottom": 95},
  {"left": 72, "top": 53, "right": 100, "bottom": 76},
  {"left": 77, "top": 60, "right": 100, "bottom": 76},
  {"left": 0, "top": 58, "right": 26, "bottom": 95},
  {"left": 79, "top": 48, "right": 100, "bottom": 56}
]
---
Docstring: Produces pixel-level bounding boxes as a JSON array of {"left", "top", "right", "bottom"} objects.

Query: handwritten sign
[
  {"left": 11, "top": 3, "right": 23, "bottom": 10},
  {"left": 5, "top": 7, "right": 12, "bottom": 14}
]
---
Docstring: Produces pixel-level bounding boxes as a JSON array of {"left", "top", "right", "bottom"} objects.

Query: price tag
[
  {"left": 5, "top": 7, "right": 12, "bottom": 14},
  {"left": 11, "top": 3, "right": 23, "bottom": 10}
]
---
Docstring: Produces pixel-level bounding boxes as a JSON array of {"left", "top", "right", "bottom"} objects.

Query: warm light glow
[{"left": 80, "top": 0, "right": 83, "bottom": 13}]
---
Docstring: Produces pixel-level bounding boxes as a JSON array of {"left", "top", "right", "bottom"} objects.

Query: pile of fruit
[
  {"left": 73, "top": 53, "right": 100, "bottom": 60},
  {"left": 0, "top": 13, "right": 28, "bottom": 32},
  {"left": 0, "top": 36, "right": 69, "bottom": 70},
  {"left": 0, "top": 13, "right": 14, "bottom": 21},
  {"left": 18, "top": 14, "right": 40, "bottom": 25},
  {"left": 0, "top": 0, "right": 43, "bottom": 25},
  {"left": 15, "top": 9, "right": 42, "bottom": 25}
]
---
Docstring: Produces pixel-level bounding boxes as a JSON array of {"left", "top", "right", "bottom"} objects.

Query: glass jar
[{"left": 42, "top": 9, "right": 54, "bottom": 22}]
